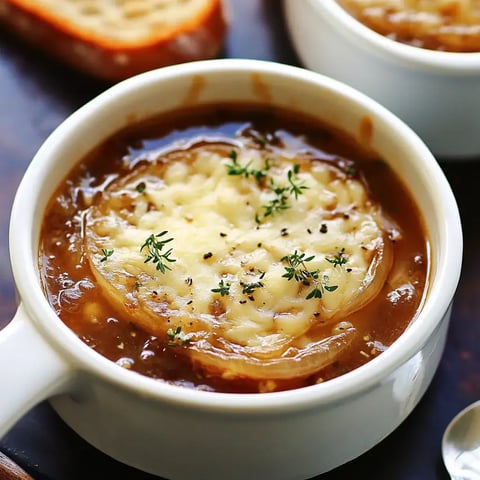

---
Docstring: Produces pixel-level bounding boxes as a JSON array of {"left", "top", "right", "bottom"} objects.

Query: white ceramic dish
[
  {"left": 0, "top": 59, "right": 462, "bottom": 480},
  {"left": 283, "top": 0, "right": 480, "bottom": 159}
]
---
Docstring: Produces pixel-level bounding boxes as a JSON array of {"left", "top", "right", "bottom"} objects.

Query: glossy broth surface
[{"left": 39, "top": 103, "right": 429, "bottom": 393}]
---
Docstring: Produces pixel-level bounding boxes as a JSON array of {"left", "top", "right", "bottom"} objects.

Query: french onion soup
[
  {"left": 338, "top": 0, "right": 480, "bottom": 52},
  {"left": 39, "top": 104, "right": 429, "bottom": 393}
]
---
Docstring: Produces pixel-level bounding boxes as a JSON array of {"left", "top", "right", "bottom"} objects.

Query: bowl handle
[{"left": 0, "top": 303, "right": 72, "bottom": 437}]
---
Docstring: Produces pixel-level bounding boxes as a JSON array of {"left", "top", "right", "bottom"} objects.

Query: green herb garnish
[
  {"left": 259, "top": 164, "right": 307, "bottom": 221},
  {"left": 242, "top": 281, "right": 264, "bottom": 295},
  {"left": 140, "top": 231, "right": 176, "bottom": 273},
  {"left": 166, "top": 326, "right": 191, "bottom": 347},
  {"left": 326, "top": 248, "right": 349, "bottom": 267},
  {"left": 225, "top": 150, "right": 252, "bottom": 177},
  {"left": 287, "top": 164, "right": 309, "bottom": 199},
  {"left": 211, "top": 279, "right": 231, "bottom": 296},
  {"left": 100, "top": 248, "right": 114, "bottom": 262},
  {"left": 225, "top": 150, "right": 271, "bottom": 183},
  {"left": 262, "top": 178, "right": 290, "bottom": 218},
  {"left": 136, "top": 181, "right": 146, "bottom": 193},
  {"left": 281, "top": 250, "right": 338, "bottom": 300}
]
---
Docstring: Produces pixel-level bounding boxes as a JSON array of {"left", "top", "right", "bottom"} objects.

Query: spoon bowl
[{"left": 442, "top": 400, "right": 480, "bottom": 479}]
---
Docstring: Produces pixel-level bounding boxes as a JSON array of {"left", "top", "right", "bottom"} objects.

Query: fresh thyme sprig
[
  {"left": 100, "top": 248, "right": 114, "bottom": 262},
  {"left": 258, "top": 165, "right": 308, "bottom": 222},
  {"left": 225, "top": 150, "right": 251, "bottom": 177},
  {"left": 262, "top": 177, "right": 290, "bottom": 218},
  {"left": 211, "top": 279, "right": 231, "bottom": 296},
  {"left": 166, "top": 326, "right": 191, "bottom": 347},
  {"left": 140, "top": 231, "right": 176, "bottom": 273},
  {"left": 287, "top": 164, "right": 309, "bottom": 199},
  {"left": 281, "top": 250, "right": 338, "bottom": 300},
  {"left": 225, "top": 150, "right": 271, "bottom": 182},
  {"left": 241, "top": 281, "right": 264, "bottom": 295},
  {"left": 225, "top": 149, "right": 308, "bottom": 223},
  {"left": 326, "top": 248, "right": 349, "bottom": 267}
]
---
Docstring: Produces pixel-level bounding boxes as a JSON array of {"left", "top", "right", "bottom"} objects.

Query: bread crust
[{"left": 0, "top": 0, "right": 228, "bottom": 80}]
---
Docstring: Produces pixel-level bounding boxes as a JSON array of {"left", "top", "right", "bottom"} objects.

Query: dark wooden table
[{"left": 0, "top": 1, "right": 478, "bottom": 479}]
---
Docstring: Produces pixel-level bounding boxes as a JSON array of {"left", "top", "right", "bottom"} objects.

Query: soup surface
[
  {"left": 338, "top": 0, "right": 480, "bottom": 52},
  {"left": 39, "top": 103, "right": 429, "bottom": 393}
]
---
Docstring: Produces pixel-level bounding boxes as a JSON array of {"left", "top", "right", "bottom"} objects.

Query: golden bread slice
[
  {"left": 0, "top": 0, "right": 227, "bottom": 80},
  {"left": 85, "top": 142, "right": 394, "bottom": 380}
]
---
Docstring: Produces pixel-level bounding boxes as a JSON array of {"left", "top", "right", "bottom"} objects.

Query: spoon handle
[{"left": 0, "top": 451, "right": 33, "bottom": 480}]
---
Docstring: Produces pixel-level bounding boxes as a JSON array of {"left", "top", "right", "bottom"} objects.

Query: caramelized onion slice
[
  {"left": 332, "top": 228, "right": 394, "bottom": 320},
  {"left": 188, "top": 327, "right": 356, "bottom": 380},
  {"left": 87, "top": 251, "right": 358, "bottom": 380}
]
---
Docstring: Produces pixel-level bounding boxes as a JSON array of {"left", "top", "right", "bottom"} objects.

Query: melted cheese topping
[{"left": 85, "top": 142, "right": 393, "bottom": 379}]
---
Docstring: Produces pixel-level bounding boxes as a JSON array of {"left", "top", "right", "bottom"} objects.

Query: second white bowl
[{"left": 284, "top": 0, "right": 480, "bottom": 159}]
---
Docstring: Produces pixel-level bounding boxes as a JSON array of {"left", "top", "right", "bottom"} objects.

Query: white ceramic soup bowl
[
  {"left": 0, "top": 59, "right": 462, "bottom": 480},
  {"left": 283, "top": 0, "right": 480, "bottom": 160}
]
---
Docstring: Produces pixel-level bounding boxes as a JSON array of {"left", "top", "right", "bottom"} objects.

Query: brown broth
[
  {"left": 339, "top": 0, "right": 480, "bottom": 52},
  {"left": 39, "top": 103, "right": 429, "bottom": 393}
]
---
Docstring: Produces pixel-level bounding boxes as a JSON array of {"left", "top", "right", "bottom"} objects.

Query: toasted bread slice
[{"left": 0, "top": 0, "right": 228, "bottom": 81}]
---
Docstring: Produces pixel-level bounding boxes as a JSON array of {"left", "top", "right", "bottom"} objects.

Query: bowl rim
[
  {"left": 10, "top": 58, "right": 463, "bottom": 414},
  {"left": 307, "top": 0, "right": 480, "bottom": 73}
]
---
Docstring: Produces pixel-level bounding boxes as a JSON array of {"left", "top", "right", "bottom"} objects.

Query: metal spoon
[{"left": 442, "top": 400, "right": 480, "bottom": 480}]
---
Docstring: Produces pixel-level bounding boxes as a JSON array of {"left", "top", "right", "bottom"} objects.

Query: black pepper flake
[
  {"left": 280, "top": 227, "right": 288, "bottom": 237},
  {"left": 259, "top": 271, "right": 266, "bottom": 279},
  {"left": 203, "top": 252, "right": 213, "bottom": 260},
  {"left": 257, "top": 242, "right": 262, "bottom": 247},
  {"left": 239, "top": 300, "right": 247, "bottom": 304},
  {"left": 307, "top": 228, "right": 312, "bottom": 234},
  {"left": 343, "top": 213, "right": 350, "bottom": 219},
  {"left": 313, "top": 312, "right": 320, "bottom": 317},
  {"left": 248, "top": 295, "right": 255, "bottom": 301},
  {"left": 185, "top": 277, "right": 193, "bottom": 286},
  {"left": 320, "top": 223, "right": 328, "bottom": 234},
  {"left": 346, "top": 268, "right": 352, "bottom": 273},
  {"left": 220, "top": 232, "right": 227, "bottom": 237},
  {"left": 152, "top": 290, "right": 158, "bottom": 296},
  {"left": 186, "top": 300, "right": 193, "bottom": 305}
]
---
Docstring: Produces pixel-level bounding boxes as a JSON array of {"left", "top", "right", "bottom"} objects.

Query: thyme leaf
[
  {"left": 281, "top": 250, "right": 338, "bottom": 300},
  {"left": 211, "top": 279, "right": 231, "bottom": 296},
  {"left": 100, "top": 248, "right": 114, "bottom": 262},
  {"left": 140, "top": 231, "right": 176, "bottom": 274},
  {"left": 135, "top": 181, "right": 146, "bottom": 194},
  {"left": 241, "top": 281, "right": 264, "bottom": 295},
  {"left": 287, "top": 164, "right": 309, "bottom": 199},
  {"left": 326, "top": 248, "right": 349, "bottom": 267},
  {"left": 225, "top": 150, "right": 271, "bottom": 183},
  {"left": 262, "top": 177, "right": 290, "bottom": 218},
  {"left": 166, "top": 326, "right": 191, "bottom": 347},
  {"left": 259, "top": 164, "right": 307, "bottom": 221}
]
